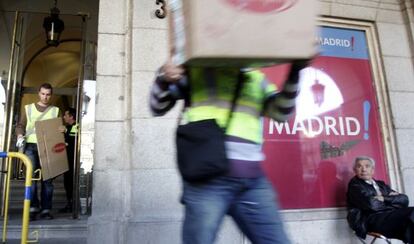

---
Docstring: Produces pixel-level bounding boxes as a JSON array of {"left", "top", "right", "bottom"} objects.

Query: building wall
[{"left": 89, "top": 0, "right": 414, "bottom": 243}]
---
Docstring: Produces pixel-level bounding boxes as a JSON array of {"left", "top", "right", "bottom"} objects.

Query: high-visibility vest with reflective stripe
[
  {"left": 184, "top": 68, "right": 276, "bottom": 143},
  {"left": 25, "top": 104, "right": 60, "bottom": 143},
  {"left": 69, "top": 124, "right": 79, "bottom": 137}
]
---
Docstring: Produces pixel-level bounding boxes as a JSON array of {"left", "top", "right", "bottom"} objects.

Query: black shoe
[
  {"left": 29, "top": 212, "right": 37, "bottom": 221},
  {"left": 39, "top": 211, "right": 53, "bottom": 220}
]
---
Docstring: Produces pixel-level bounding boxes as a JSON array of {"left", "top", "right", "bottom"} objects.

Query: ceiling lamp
[{"left": 43, "top": 0, "right": 64, "bottom": 46}]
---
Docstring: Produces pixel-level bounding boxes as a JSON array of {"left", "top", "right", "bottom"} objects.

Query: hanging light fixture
[
  {"left": 311, "top": 68, "right": 325, "bottom": 107},
  {"left": 43, "top": 0, "right": 65, "bottom": 46}
]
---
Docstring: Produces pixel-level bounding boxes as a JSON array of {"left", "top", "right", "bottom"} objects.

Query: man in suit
[{"left": 347, "top": 156, "right": 414, "bottom": 243}]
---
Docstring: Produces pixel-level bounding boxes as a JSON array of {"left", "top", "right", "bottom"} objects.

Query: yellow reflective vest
[
  {"left": 69, "top": 124, "right": 79, "bottom": 137},
  {"left": 25, "top": 103, "right": 60, "bottom": 143},
  {"left": 185, "top": 68, "right": 276, "bottom": 143}
]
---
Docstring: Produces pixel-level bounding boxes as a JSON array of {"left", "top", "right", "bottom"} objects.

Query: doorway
[{"left": 0, "top": 9, "right": 96, "bottom": 221}]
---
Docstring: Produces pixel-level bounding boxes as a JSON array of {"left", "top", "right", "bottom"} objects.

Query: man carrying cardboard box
[
  {"left": 152, "top": 2, "right": 317, "bottom": 242},
  {"left": 16, "top": 83, "right": 61, "bottom": 221},
  {"left": 150, "top": 59, "right": 308, "bottom": 244}
]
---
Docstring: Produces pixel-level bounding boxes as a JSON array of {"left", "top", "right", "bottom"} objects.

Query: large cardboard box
[
  {"left": 168, "top": 0, "right": 318, "bottom": 67},
  {"left": 35, "top": 118, "right": 68, "bottom": 180}
]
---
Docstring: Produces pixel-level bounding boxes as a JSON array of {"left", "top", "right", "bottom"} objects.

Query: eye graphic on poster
[{"left": 261, "top": 26, "right": 389, "bottom": 209}]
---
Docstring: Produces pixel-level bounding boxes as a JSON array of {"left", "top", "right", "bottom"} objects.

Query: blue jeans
[
  {"left": 25, "top": 143, "right": 54, "bottom": 211},
  {"left": 181, "top": 176, "right": 290, "bottom": 244}
]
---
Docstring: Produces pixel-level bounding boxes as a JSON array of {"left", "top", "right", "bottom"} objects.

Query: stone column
[{"left": 88, "top": 0, "right": 133, "bottom": 243}]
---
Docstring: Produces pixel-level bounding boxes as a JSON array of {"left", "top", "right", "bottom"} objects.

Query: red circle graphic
[
  {"left": 223, "top": 0, "right": 298, "bottom": 13},
  {"left": 52, "top": 143, "right": 66, "bottom": 153}
]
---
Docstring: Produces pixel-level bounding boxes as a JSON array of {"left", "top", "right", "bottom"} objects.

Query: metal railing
[{"left": 1, "top": 152, "right": 39, "bottom": 244}]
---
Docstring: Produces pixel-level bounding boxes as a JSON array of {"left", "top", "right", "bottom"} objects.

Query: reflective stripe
[
  {"left": 53, "top": 107, "right": 58, "bottom": 117},
  {"left": 25, "top": 104, "right": 35, "bottom": 138},
  {"left": 27, "top": 105, "right": 32, "bottom": 123},
  {"left": 69, "top": 124, "right": 79, "bottom": 136},
  {"left": 225, "top": 141, "right": 264, "bottom": 161}
]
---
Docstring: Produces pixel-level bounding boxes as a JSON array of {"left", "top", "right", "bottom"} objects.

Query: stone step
[
  {"left": 1, "top": 177, "right": 89, "bottom": 244},
  {"left": 7, "top": 175, "right": 68, "bottom": 210},
  {"left": 3, "top": 212, "right": 86, "bottom": 243},
  {"left": 4, "top": 237, "right": 86, "bottom": 244},
  {"left": 1, "top": 214, "right": 87, "bottom": 242}
]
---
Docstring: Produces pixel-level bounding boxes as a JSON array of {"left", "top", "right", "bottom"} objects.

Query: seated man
[{"left": 347, "top": 156, "right": 414, "bottom": 243}]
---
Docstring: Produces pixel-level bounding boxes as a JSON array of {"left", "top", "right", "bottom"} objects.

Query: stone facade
[{"left": 89, "top": 0, "right": 414, "bottom": 243}]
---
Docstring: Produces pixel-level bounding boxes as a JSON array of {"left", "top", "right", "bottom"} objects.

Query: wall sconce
[{"left": 43, "top": 0, "right": 65, "bottom": 46}]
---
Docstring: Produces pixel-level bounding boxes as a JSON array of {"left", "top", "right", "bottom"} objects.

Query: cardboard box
[
  {"left": 35, "top": 118, "right": 68, "bottom": 180},
  {"left": 168, "top": 0, "right": 318, "bottom": 67}
]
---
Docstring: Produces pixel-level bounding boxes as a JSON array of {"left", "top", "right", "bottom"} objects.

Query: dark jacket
[
  {"left": 65, "top": 124, "right": 76, "bottom": 166},
  {"left": 346, "top": 176, "right": 409, "bottom": 238}
]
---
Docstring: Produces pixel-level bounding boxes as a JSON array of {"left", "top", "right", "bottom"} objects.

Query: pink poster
[{"left": 262, "top": 26, "right": 388, "bottom": 209}]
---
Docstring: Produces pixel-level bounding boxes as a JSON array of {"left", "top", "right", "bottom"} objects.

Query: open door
[
  {"left": 73, "top": 15, "right": 96, "bottom": 218},
  {"left": 0, "top": 11, "right": 25, "bottom": 216}
]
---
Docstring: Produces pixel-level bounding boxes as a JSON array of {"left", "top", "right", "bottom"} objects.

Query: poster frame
[{"left": 281, "top": 17, "right": 400, "bottom": 218}]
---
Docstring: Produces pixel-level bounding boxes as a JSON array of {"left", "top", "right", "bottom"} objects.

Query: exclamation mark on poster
[
  {"left": 363, "top": 100, "right": 371, "bottom": 140},
  {"left": 351, "top": 36, "right": 355, "bottom": 51}
]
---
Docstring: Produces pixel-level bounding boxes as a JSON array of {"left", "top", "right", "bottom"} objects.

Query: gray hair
[{"left": 353, "top": 156, "right": 375, "bottom": 169}]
